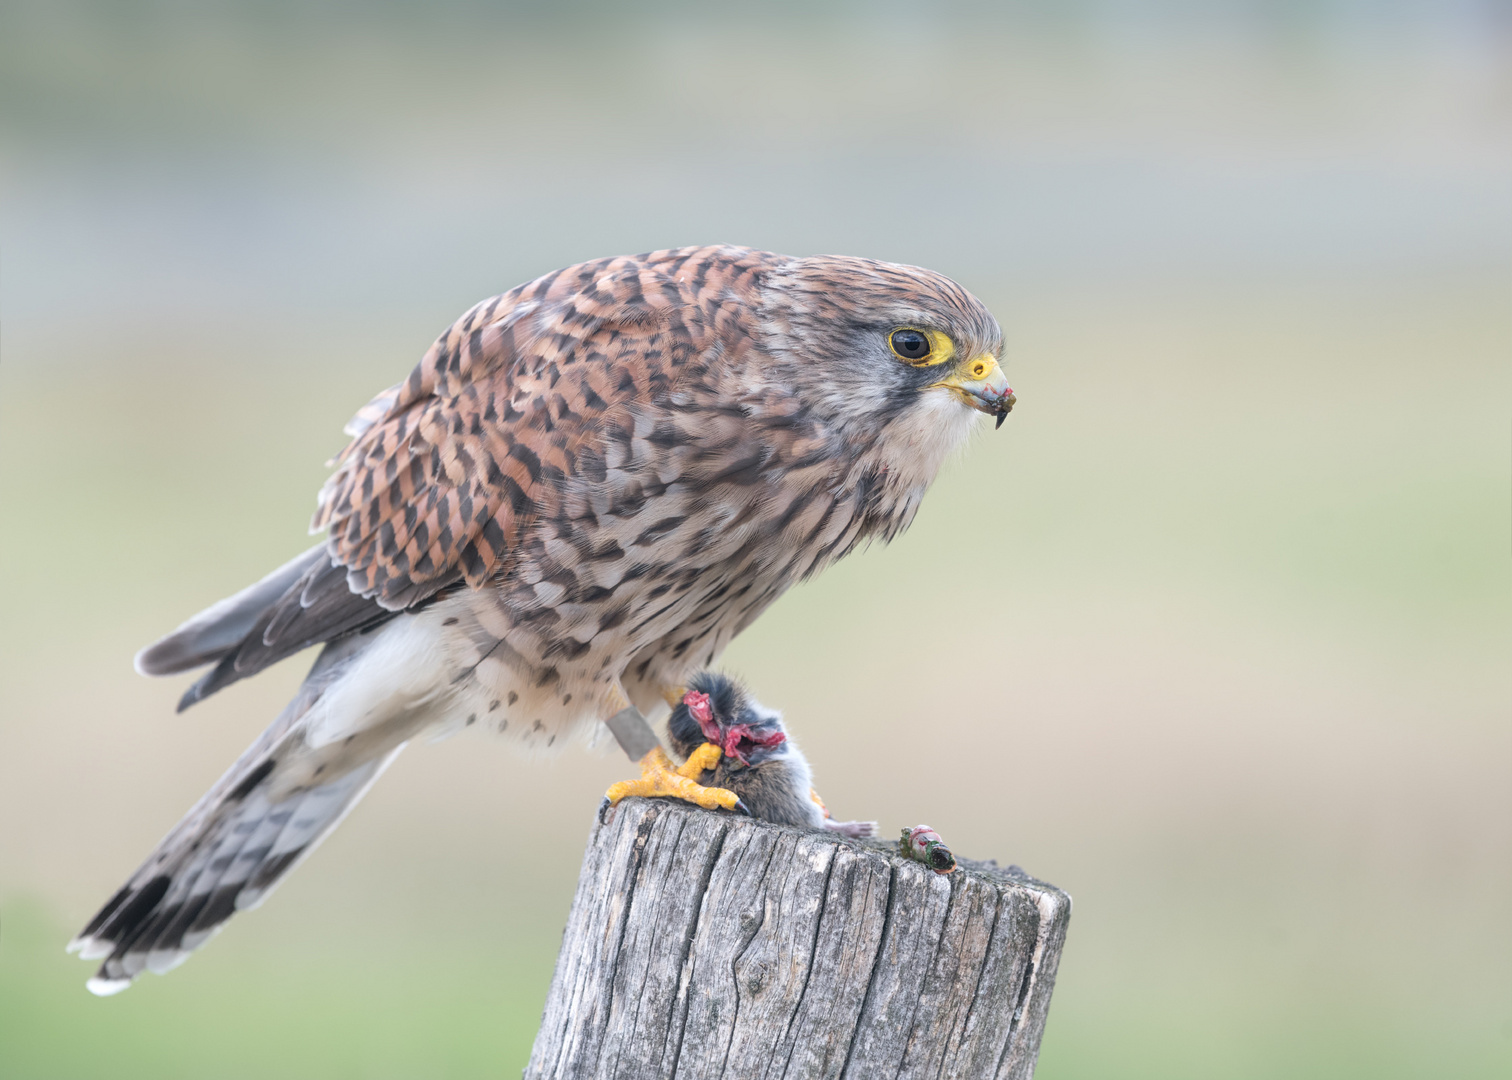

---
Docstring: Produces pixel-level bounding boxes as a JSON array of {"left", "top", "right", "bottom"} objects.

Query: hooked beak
[{"left": 934, "top": 355, "right": 1016, "bottom": 429}]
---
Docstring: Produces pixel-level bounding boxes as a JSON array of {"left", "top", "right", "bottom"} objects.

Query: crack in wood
[
  {"left": 775, "top": 843, "right": 838, "bottom": 1078},
  {"left": 893, "top": 867, "right": 961, "bottom": 1080},
  {"left": 665, "top": 821, "right": 729, "bottom": 1077},
  {"left": 994, "top": 903, "right": 1043, "bottom": 1080},
  {"left": 838, "top": 863, "right": 897, "bottom": 1078},
  {"left": 609, "top": 811, "right": 690, "bottom": 1078},
  {"left": 721, "top": 837, "right": 781, "bottom": 1080},
  {"left": 950, "top": 888, "right": 1005, "bottom": 1073},
  {"left": 590, "top": 801, "right": 663, "bottom": 1077},
  {"left": 527, "top": 801, "right": 1069, "bottom": 1080}
]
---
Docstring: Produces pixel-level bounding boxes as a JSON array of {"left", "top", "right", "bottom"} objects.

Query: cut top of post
[{"left": 527, "top": 799, "right": 1071, "bottom": 1080}]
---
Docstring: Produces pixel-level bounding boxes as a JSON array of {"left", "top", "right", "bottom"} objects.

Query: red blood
[
  {"left": 682, "top": 689, "right": 786, "bottom": 764},
  {"left": 721, "top": 724, "right": 786, "bottom": 765},
  {"left": 683, "top": 690, "right": 720, "bottom": 744}
]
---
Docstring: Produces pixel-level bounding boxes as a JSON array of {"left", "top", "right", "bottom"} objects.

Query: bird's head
[{"left": 754, "top": 255, "right": 1014, "bottom": 444}]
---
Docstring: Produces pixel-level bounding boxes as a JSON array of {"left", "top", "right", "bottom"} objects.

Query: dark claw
[
  {"left": 598, "top": 797, "right": 616, "bottom": 825},
  {"left": 732, "top": 798, "right": 751, "bottom": 816}
]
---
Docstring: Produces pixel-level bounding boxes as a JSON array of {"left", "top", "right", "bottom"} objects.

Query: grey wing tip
[
  {"left": 134, "top": 639, "right": 191, "bottom": 678},
  {"left": 134, "top": 544, "right": 332, "bottom": 679},
  {"left": 133, "top": 646, "right": 159, "bottom": 678}
]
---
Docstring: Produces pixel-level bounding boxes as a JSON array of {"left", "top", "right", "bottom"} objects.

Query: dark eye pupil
[{"left": 892, "top": 329, "right": 930, "bottom": 360}]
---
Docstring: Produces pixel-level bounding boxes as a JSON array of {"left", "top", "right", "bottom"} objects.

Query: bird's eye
[{"left": 889, "top": 328, "right": 932, "bottom": 362}]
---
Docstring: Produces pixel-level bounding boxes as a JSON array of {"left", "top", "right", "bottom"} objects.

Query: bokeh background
[{"left": 1, "top": 2, "right": 1507, "bottom": 1077}]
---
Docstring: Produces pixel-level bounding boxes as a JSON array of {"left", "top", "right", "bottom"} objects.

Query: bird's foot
[{"left": 601, "top": 746, "right": 746, "bottom": 821}]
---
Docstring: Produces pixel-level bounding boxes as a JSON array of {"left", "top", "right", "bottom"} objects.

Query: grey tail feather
[
  {"left": 70, "top": 640, "right": 404, "bottom": 995},
  {"left": 134, "top": 544, "right": 329, "bottom": 677}
]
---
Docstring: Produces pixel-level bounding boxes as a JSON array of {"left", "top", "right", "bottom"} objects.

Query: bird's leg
[
  {"left": 602, "top": 685, "right": 745, "bottom": 815},
  {"left": 661, "top": 684, "right": 688, "bottom": 709}
]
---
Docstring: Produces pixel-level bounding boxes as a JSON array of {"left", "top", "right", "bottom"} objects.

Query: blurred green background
[{"left": 1, "top": 2, "right": 1507, "bottom": 1077}]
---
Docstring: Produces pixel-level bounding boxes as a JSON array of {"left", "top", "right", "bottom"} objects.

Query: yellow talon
[
  {"left": 661, "top": 684, "right": 689, "bottom": 709},
  {"left": 677, "top": 741, "right": 723, "bottom": 780},
  {"left": 604, "top": 746, "right": 741, "bottom": 812}
]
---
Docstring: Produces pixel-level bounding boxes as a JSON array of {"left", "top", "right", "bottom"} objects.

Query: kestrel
[{"left": 70, "top": 245, "right": 1013, "bottom": 994}]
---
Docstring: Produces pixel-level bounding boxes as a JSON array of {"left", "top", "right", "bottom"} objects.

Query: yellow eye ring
[
  {"left": 888, "top": 327, "right": 956, "bottom": 367},
  {"left": 889, "top": 328, "right": 931, "bottom": 361}
]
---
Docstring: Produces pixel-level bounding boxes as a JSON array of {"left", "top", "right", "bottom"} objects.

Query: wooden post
[{"left": 526, "top": 798, "right": 1071, "bottom": 1080}]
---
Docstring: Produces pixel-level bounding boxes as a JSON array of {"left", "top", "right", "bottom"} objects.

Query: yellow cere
[{"left": 928, "top": 354, "right": 1002, "bottom": 396}]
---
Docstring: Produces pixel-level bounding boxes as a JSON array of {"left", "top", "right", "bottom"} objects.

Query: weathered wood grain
[{"left": 526, "top": 799, "right": 1070, "bottom": 1080}]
